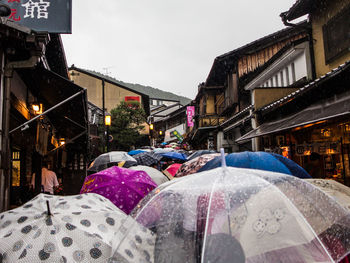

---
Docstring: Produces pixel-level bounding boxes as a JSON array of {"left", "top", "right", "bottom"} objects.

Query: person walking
[
  {"left": 305, "top": 152, "right": 323, "bottom": 178},
  {"left": 31, "top": 161, "right": 59, "bottom": 195}
]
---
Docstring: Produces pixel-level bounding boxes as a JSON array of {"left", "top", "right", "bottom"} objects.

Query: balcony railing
[
  {"left": 198, "top": 116, "right": 226, "bottom": 127},
  {"left": 217, "top": 97, "right": 232, "bottom": 115}
]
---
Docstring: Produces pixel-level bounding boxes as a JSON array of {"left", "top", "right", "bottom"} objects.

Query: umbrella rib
[
  {"left": 113, "top": 176, "right": 188, "bottom": 254},
  {"left": 200, "top": 167, "right": 228, "bottom": 263}
]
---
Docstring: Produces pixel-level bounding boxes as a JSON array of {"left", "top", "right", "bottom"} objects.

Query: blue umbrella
[
  {"left": 161, "top": 152, "right": 188, "bottom": 161},
  {"left": 161, "top": 142, "right": 168, "bottom": 145},
  {"left": 128, "top": 149, "right": 146, "bottom": 156},
  {"left": 197, "top": 151, "right": 311, "bottom": 178}
]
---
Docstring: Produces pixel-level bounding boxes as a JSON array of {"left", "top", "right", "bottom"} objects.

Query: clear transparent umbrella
[
  {"left": 112, "top": 166, "right": 350, "bottom": 263},
  {"left": 306, "top": 179, "right": 350, "bottom": 212}
]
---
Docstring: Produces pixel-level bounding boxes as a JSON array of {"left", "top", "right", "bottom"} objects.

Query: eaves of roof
[
  {"left": 280, "top": 0, "right": 314, "bottom": 22},
  {"left": 152, "top": 103, "right": 181, "bottom": 116},
  {"left": 217, "top": 21, "right": 308, "bottom": 60},
  {"left": 69, "top": 66, "right": 149, "bottom": 98},
  {"left": 240, "top": 37, "right": 309, "bottom": 88},
  {"left": 220, "top": 105, "right": 253, "bottom": 128},
  {"left": 205, "top": 20, "right": 309, "bottom": 86},
  {"left": 258, "top": 60, "right": 350, "bottom": 115},
  {"left": 69, "top": 66, "right": 150, "bottom": 115}
]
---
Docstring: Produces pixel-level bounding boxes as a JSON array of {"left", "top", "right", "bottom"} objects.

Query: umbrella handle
[
  {"left": 220, "top": 148, "right": 226, "bottom": 168},
  {"left": 46, "top": 200, "right": 52, "bottom": 216}
]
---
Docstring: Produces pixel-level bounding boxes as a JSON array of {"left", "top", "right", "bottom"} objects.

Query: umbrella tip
[
  {"left": 46, "top": 200, "right": 52, "bottom": 216},
  {"left": 220, "top": 148, "right": 226, "bottom": 168}
]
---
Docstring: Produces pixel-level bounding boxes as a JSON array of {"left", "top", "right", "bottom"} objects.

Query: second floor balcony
[{"left": 198, "top": 115, "right": 225, "bottom": 127}]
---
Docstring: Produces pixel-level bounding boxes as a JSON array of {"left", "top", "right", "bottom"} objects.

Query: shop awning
[
  {"left": 191, "top": 126, "right": 218, "bottom": 142},
  {"left": 236, "top": 91, "right": 350, "bottom": 142},
  {"left": 14, "top": 67, "right": 89, "bottom": 149}
]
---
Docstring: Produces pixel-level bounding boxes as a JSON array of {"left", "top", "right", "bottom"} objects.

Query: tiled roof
[{"left": 259, "top": 61, "right": 350, "bottom": 112}]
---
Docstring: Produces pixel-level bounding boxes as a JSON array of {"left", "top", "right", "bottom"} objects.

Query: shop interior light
[
  {"left": 149, "top": 123, "right": 154, "bottom": 130},
  {"left": 31, "top": 103, "right": 43, "bottom": 114},
  {"left": 59, "top": 138, "right": 66, "bottom": 146},
  {"left": 159, "top": 130, "right": 163, "bottom": 135},
  {"left": 32, "top": 104, "right": 40, "bottom": 112}
]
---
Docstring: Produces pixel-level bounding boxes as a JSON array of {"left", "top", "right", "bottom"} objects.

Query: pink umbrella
[
  {"left": 163, "top": 163, "right": 182, "bottom": 179},
  {"left": 80, "top": 166, "right": 157, "bottom": 214}
]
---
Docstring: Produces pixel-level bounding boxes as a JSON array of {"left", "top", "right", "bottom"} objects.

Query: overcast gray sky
[{"left": 61, "top": 0, "right": 298, "bottom": 100}]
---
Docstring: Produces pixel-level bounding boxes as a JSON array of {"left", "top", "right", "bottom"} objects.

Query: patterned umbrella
[
  {"left": 80, "top": 166, "right": 157, "bottom": 214},
  {"left": 130, "top": 165, "right": 170, "bottom": 185},
  {"left": 175, "top": 153, "right": 221, "bottom": 177},
  {"left": 187, "top": 150, "right": 218, "bottom": 161},
  {"left": 0, "top": 193, "right": 133, "bottom": 262},
  {"left": 87, "top": 151, "right": 137, "bottom": 174},
  {"left": 306, "top": 179, "right": 350, "bottom": 211},
  {"left": 133, "top": 151, "right": 163, "bottom": 166}
]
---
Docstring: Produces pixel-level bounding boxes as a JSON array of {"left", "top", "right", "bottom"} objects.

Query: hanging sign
[
  {"left": 187, "top": 106, "right": 195, "bottom": 127},
  {"left": 171, "top": 130, "right": 183, "bottom": 142},
  {"left": 6, "top": 0, "right": 72, "bottom": 33}
]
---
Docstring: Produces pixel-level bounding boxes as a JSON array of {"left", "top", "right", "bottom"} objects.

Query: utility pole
[{"left": 102, "top": 79, "right": 106, "bottom": 153}]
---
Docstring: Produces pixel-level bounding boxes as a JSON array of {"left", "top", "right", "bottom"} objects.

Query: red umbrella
[{"left": 163, "top": 163, "right": 182, "bottom": 179}]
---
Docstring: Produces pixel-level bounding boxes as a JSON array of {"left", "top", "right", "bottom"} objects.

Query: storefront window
[{"left": 11, "top": 151, "right": 20, "bottom": 187}]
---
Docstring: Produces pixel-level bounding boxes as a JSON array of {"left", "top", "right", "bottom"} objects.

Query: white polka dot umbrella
[{"left": 0, "top": 193, "right": 155, "bottom": 263}]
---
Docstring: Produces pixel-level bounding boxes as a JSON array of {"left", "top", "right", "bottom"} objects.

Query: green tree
[{"left": 107, "top": 101, "right": 148, "bottom": 151}]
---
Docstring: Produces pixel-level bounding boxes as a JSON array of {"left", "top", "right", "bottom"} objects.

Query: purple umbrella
[{"left": 80, "top": 166, "right": 157, "bottom": 214}]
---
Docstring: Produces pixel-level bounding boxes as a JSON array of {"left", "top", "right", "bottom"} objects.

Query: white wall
[{"left": 164, "top": 123, "right": 186, "bottom": 142}]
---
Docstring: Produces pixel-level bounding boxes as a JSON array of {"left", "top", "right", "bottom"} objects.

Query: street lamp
[{"left": 105, "top": 114, "right": 111, "bottom": 152}]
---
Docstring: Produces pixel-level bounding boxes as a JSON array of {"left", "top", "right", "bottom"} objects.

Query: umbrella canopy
[
  {"left": 127, "top": 149, "right": 146, "bottom": 156},
  {"left": 88, "top": 151, "right": 137, "bottom": 174},
  {"left": 80, "top": 166, "right": 157, "bottom": 214},
  {"left": 115, "top": 167, "right": 350, "bottom": 263},
  {"left": 130, "top": 165, "right": 170, "bottom": 185},
  {"left": 0, "top": 193, "right": 129, "bottom": 262},
  {"left": 153, "top": 148, "right": 174, "bottom": 154},
  {"left": 161, "top": 152, "right": 188, "bottom": 161},
  {"left": 175, "top": 153, "right": 221, "bottom": 178},
  {"left": 187, "top": 150, "right": 218, "bottom": 161},
  {"left": 198, "top": 151, "right": 311, "bottom": 178},
  {"left": 133, "top": 151, "right": 163, "bottom": 166},
  {"left": 163, "top": 163, "right": 182, "bottom": 178},
  {"left": 306, "top": 179, "right": 350, "bottom": 211}
]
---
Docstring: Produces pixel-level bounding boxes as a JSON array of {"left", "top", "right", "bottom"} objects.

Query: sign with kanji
[
  {"left": 295, "top": 141, "right": 340, "bottom": 156},
  {"left": 6, "top": 0, "right": 72, "bottom": 33},
  {"left": 186, "top": 106, "right": 195, "bottom": 127}
]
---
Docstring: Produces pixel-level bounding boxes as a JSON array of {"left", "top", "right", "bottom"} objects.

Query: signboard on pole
[
  {"left": 6, "top": 0, "right": 72, "bottom": 33},
  {"left": 186, "top": 106, "right": 195, "bottom": 127},
  {"left": 171, "top": 130, "right": 183, "bottom": 143}
]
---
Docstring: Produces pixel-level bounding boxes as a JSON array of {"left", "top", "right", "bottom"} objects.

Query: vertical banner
[
  {"left": 6, "top": 0, "right": 72, "bottom": 33},
  {"left": 186, "top": 106, "right": 195, "bottom": 127}
]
